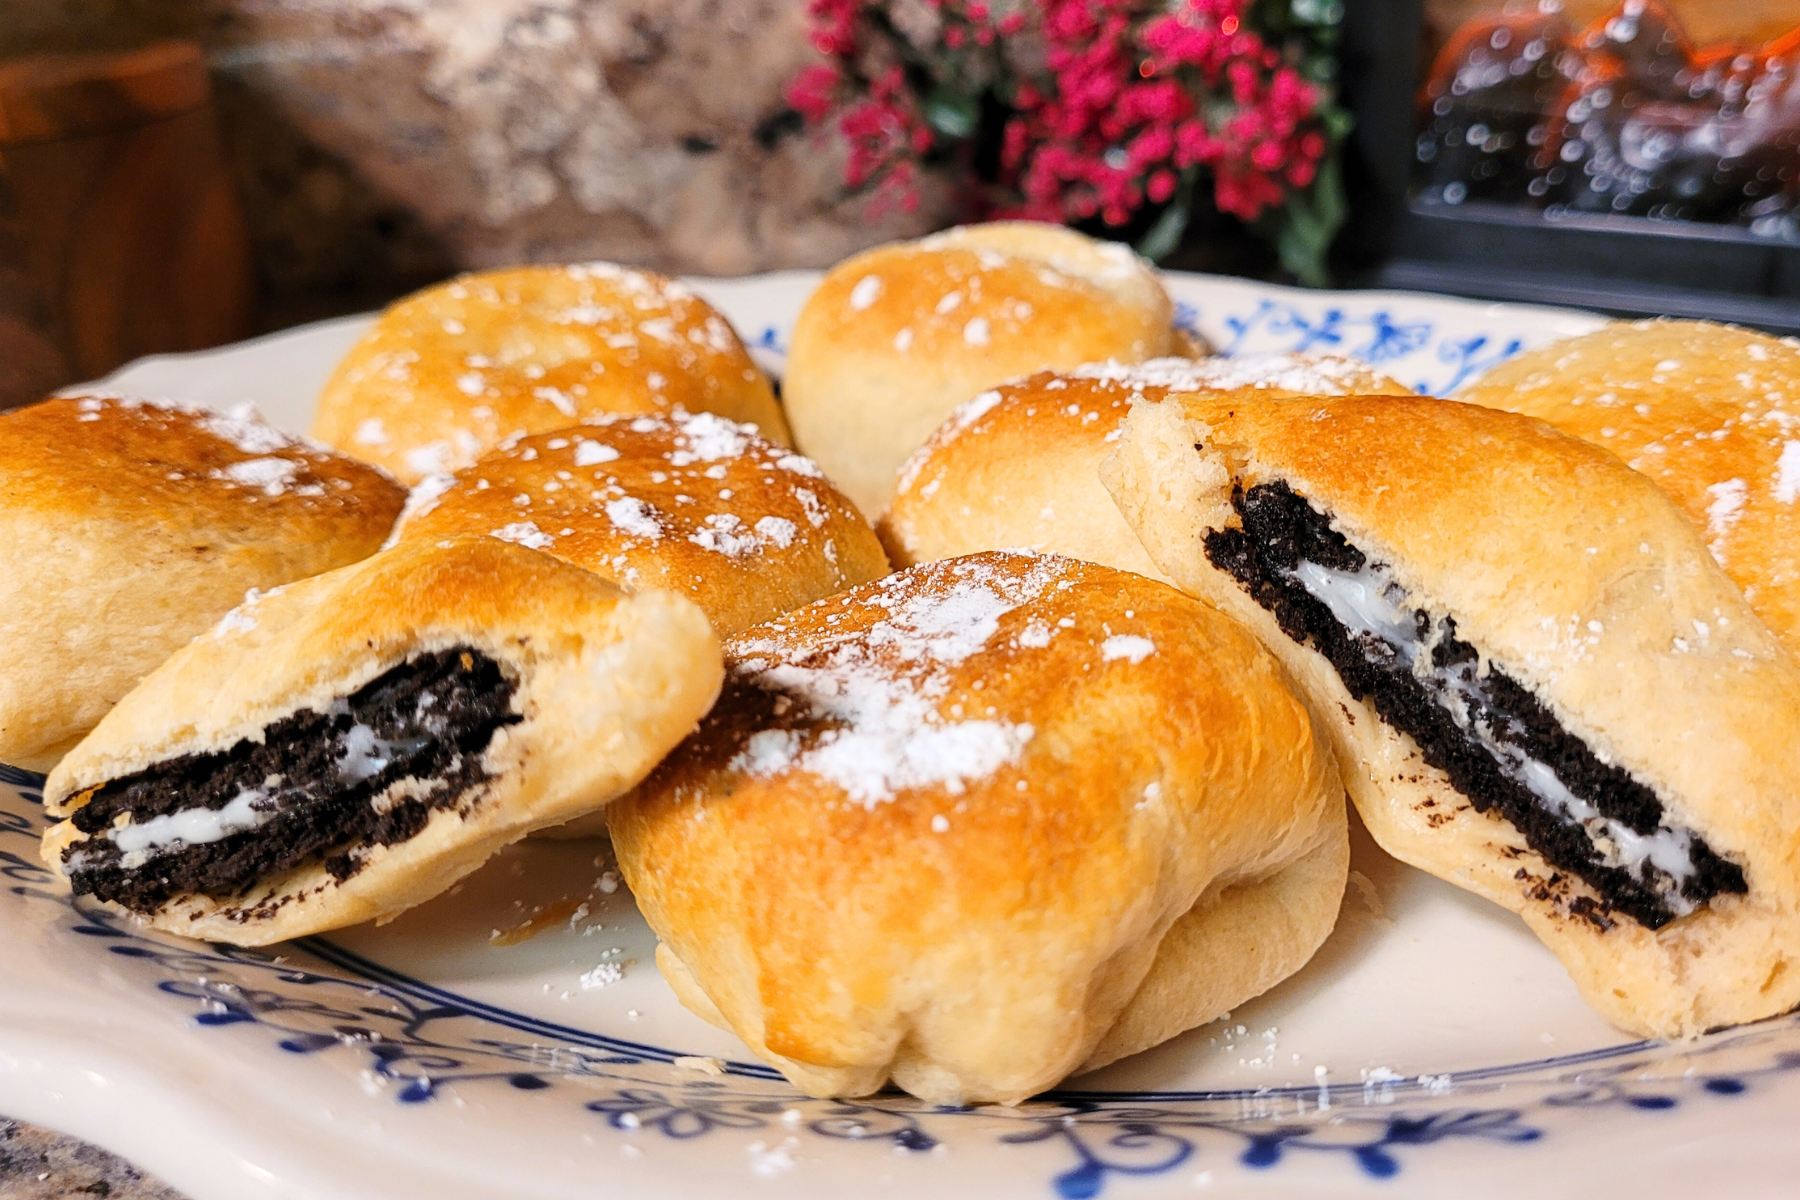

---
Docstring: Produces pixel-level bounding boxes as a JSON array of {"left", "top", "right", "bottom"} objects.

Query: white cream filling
[
  {"left": 110, "top": 785, "right": 277, "bottom": 870},
  {"left": 84, "top": 711, "right": 446, "bottom": 874},
  {"left": 1289, "top": 555, "right": 1700, "bottom": 912},
  {"left": 1293, "top": 560, "right": 1422, "bottom": 657},
  {"left": 338, "top": 723, "right": 394, "bottom": 782},
  {"left": 330, "top": 701, "right": 437, "bottom": 785}
]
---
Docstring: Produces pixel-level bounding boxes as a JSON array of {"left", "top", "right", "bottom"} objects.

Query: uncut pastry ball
[
  {"left": 392, "top": 411, "right": 889, "bottom": 638},
  {"left": 882, "top": 354, "right": 1410, "bottom": 579},
  {"left": 313, "top": 263, "right": 787, "bottom": 484},
  {"left": 782, "top": 222, "right": 1189, "bottom": 516},
  {"left": 41, "top": 535, "right": 722, "bottom": 946},
  {"left": 610, "top": 551, "right": 1347, "bottom": 1105},
  {"left": 0, "top": 394, "right": 406, "bottom": 773},
  {"left": 1458, "top": 319, "right": 1800, "bottom": 650}
]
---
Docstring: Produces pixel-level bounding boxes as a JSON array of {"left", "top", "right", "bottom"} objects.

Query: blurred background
[{"left": 3, "top": 0, "right": 1797, "bottom": 411}]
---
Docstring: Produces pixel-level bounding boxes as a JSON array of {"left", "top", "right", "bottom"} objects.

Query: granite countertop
[{"left": 0, "top": 1119, "right": 185, "bottom": 1200}]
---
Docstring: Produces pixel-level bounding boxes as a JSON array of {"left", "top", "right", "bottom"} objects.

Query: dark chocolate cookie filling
[
  {"left": 1205, "top": 480, "right": 1745, "bottom": 929},
  {"left": 64, "top": 648, "right": 520, "bottom": 914}
]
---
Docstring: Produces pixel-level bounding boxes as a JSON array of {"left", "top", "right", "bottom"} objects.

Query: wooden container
[{"left": 0, "top": 41, "right": 254, "bottom": 410}]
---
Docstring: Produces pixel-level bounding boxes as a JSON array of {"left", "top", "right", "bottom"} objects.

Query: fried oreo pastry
[
  {"left": 0, "top": 394, "right": 405, "bottom": 772},
  {"left": 611, "top": 552, "right": 1347, "bottom": 1103},
  {"left": 1105, "top": 393, "right": 1800, "bottom": 1037},
  {"left": 41, "top": 536, "right": 721, "bottom": 945}
]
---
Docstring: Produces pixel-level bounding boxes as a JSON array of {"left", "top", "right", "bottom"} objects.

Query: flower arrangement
[{"left": 786, "top": 0, "right": 1352, "bottom": 285}]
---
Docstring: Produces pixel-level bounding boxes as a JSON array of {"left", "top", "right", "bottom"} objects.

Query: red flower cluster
[
  {"left": 788, "top": 2, "right": 942, "bottom": 217},
  {"left": 787, "top": 0, "right": 1332, "bottom": 228}
]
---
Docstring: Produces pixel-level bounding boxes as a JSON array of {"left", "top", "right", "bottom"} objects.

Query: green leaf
[
  {"left": 1289, "top": 0, "right": 1343, "bottom": 27},
  {"left": 922, "top": 88, "right": 981, "bottom": 142},
  {"left": 1322, "top": 105, "right": 1356, "bottom": 142},
  {"left": 1300, "top": 53, "right": 1339, "bottom": 83},
  {"left": 1134, "top": 168, "right": 1201, "bottom": 263},
  {"left": 1266, "top": 154, "right": 1347, "bottom": 287}
]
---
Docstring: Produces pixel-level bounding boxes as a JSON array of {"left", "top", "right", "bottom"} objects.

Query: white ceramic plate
[{"left": 5, "top": 271, "right": 1797, "bottom": 1200}]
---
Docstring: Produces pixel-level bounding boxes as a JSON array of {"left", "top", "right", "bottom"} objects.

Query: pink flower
[
  {"left": 788, "top": 0, "right": 1336, "bottom": 232},
  {"left": 806, "top": 0, "right": 861, "bottom": 56},
  {"left": 1127, "top": 125, "right": 1176, "bottom": 169},
  {"left": 785, "top": 63, "right": 841, "bottom": 123}
]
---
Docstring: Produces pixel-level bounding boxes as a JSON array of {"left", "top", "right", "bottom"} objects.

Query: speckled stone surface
[
  {"left": 0, "top": 1119, "right": 186, "bottom": 1200},
  {"left": 4, "top": 0, "right": 953, "bottom": 331}
]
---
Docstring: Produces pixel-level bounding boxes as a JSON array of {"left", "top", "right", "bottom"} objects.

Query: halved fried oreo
[
  {"left": 1105, "top": 392, "right": 1800, "bottom": 1037},
  {"left": 41, "top": 535, "right": 721, "bottom": 944}
]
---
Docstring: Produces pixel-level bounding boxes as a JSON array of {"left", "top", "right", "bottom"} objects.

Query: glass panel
[{"left": 1414, "top": 0, "right": 1800, "bottom": 238}]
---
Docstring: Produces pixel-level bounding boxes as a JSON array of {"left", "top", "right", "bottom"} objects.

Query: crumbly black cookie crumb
[
  {"left": 65, "top": 648, "right": 519, "bottom": 913},
  {"left": 1206, "top": 479, "right": 1745, "bottom": 929}
]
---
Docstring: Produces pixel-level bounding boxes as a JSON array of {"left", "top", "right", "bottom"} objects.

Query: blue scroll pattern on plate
[
  {"left": 747, "top": 291, "right": 1529, "bottom": 401},
  {"left": 3, "top": 768, "right": 1792, "bottom": 1197}
]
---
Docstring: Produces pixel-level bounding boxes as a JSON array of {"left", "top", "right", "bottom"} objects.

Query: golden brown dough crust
[
  {"left": 1458, "top": 320, "right": 1800, "bottom": 651},
  {"left": 782, "top": 222, "right": 1184, "bottom": 516},
  {"left": 41, "top": 535, "right": 722, "bottom": 945},
  {"left": 881, "top": 355, "right": 1409, "bottom": 580},
  {"left": 313, "top": 264, "right": 787, "bottom": 484},
  {"left": 609, "top": 552, "right": 1345, "bottom": 1104},
  {"left": 0, "top": 395, "right": 405, "bottom": 774},
  {"left": 1104, "top": 392, "right": 1800, "bottom": 1038},
  {"left": 393, "top": 412, "right": 889, "bottom": 638}
]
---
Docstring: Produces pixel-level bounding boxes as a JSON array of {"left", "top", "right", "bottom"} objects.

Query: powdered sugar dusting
[
  {"left": 404, "top": 429, "right": 480, "bottom": 478},
  {"left": 690, "top": 513, "right": 759, "bottom": 556},
  {"left": 1705, "top": 478, "right": 1747, "bottom": 562},
  {"left": 1775, "top": 441, "right": 1800, "bottom": 504},
  {"left": 567, "top": 260, "right": 694, "bottom": 303},
  {"left": 755, "top": 516, "right": 798, "bottom": 548},
  {"left": 58, "top": 389, "right": 194, "bottom": 415},
  {"left": 735, "top": 729, "right": 800, "bottom": 775},
  {"left": 864, "top": 576, "right": 1020, "bottom": 665},
  {"left": 574, "top": 438, "right": 620, "bottom": 467},
  {"left": 848, "top": 274, "right": 883, "bottom": 311},
  {"left": 533, "top": 385, "right": 578, "bottom": 417},
  {"left": 665, "top": 411, "right": 751, "bottom": 465},
  {"left": 389, "top": 473, "right": 456, "bottom": 546},
  {"left": 406, "top": 443, "right": 450, "bottom": 477},
  {"left": 404, "top": 409, "right": 849, "bottom": 574},
  {"left": 1101, "top": 634, "right": 1156, "bottom": 664},
  {"left": 794, "top": 488, "right": 828, "bottom": 528},
  {"left": 606, "top": 497, "right": 663, "bottom": 539},
  {"left": 773, "top": 453, "right": 822, "bottom": 478},
  {"left": 211, "top": 585, "right": 284, "bottom": 639},
  {"left": 793, "top": 712, "right": 1033, "bottom": 806},
  {"left": 491, "top": 520, "right": 555, "bottom": 550},
  {"left": 726, "top": 555, "right": 1064, "bottom": 805},
  {"left": 214, "top": 608, "right": 260, "bottom": 638},
  {"left": 199, "top": 403, "right": 293, "bottom": 455},
  {"left": 215, "top": 457, "right": 299, "bottom": 496}
]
